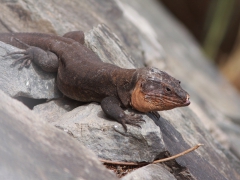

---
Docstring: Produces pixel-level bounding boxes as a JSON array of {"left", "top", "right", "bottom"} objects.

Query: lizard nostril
[
  {"left": 182, "top": 94, "right": 191, "bottom": 106},
  {"left": 185, "top": 95, "right": 190, "bottom": 105}
]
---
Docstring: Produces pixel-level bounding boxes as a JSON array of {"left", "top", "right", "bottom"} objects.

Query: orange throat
[{"left": 131, "top": 80, "right": 162, "bottom": 113}]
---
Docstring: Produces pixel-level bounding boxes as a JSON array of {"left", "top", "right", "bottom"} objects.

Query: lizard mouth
[{"left": 182, "top": 95, "right": 190, "bottom": 106}]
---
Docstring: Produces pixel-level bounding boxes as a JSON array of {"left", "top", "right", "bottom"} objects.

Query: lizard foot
[
  {"left": 6, "top": 51, "right": 32, "bottom": 69},
  {"left": 4, "top": 38, "right": 33, "bottom": 69},
  {"left": 12, "top": 54, "right": 31, "bottom": 69},
  {"left": 119, "top": 113, "right": 145, "bottom": 132}
]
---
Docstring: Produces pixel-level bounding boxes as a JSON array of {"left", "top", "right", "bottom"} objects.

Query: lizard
[{"left": 0, "top": 31, "right": 190, "bottom": 131}]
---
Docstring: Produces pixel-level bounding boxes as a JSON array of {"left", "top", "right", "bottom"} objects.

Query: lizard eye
[
  {"left": 166, "top": 87, "right": 171, "bottom": 92},
  {"left": 178, "top": 81, "right": 181, "bottom": 84}
]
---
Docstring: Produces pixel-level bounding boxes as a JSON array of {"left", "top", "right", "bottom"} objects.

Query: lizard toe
[
  {"left": 18, "top": 58, "right": 31, "bottom": 69},
  {"left": 124, "top": 114, "right": 145, "bottom": 128},
  {"left": 11, "top": 54, "right": 31, "bottom": 69}
]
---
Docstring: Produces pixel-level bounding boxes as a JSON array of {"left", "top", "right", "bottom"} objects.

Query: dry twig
[{"left": 100, "top": 144, "right": 203, "bottom": 166}]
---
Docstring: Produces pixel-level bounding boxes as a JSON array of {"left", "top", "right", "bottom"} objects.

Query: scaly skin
[{"left": 0, "top": 31, "right": 190, "bottom": 131}]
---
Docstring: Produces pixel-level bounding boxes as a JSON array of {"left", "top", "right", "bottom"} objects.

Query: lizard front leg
[{"left": 101, "top": 96, "right": 145, "bottom": 131}]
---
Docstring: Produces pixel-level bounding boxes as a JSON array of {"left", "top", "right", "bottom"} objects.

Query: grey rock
[
  {"left": 51, "top": 103, "right": 165, "bottom": 162},
  {"left": 219, "top": 145, "right": 240, "bottom": 175},
  {"left": 120, "top": 0, "right": 240, "bottom": 121},
  {"left": 0, "top": 0, "right": 240, "bottom": 179},
  {"left": 85, "top": 24, "right": 136, "bottom": 69},
  {"left": 121, "top": 164, "right": 176, "bottom": 180},
  {"left": 230, "top": 135, "right": 240, "bottom": 160},
  {"left": 0, "top": 41, "right": 61, "bottom": 99},
  {"left": 188, "top": 99, "right": 230, "bottom": 148},
  {"left": 0, "top": 0, "right": 145, "bottom": 68},
  {"left": 34, "top": 99, "right": 240, "bottom": 179},
  {"left": 33, "top": 98, "right": 83, "bottom": 123},
  {"left": 158, "top": 107, "right": 239, "bottom": 180},
  {"left": 118, "top": 1, "right": 240, "bottom": 178},
  {"left": 30, "top": 24, "right": 166, "bottom": 162},
  {"left": 0, "top": 89, "right": 117, "bottom": 180},
  {"left": 218, "top": 121, "right": 240, "bottom": 159}
]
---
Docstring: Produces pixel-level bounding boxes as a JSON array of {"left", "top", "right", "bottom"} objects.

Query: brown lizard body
[{"left": 0, "top": 31, "right": 190, "bottom": 131}]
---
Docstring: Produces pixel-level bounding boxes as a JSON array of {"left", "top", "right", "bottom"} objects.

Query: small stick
[
  {"left": 100, "top": 144, "right": 203, "bottom": 166},
  {"left": 152, "top": 143, "right": 203, "bottom": 164}
]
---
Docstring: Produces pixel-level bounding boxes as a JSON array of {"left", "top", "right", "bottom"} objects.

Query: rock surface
[
  {"left": 0, "top": 0, "right": 240, "bottom": 180},
  {"left": 120, "top": 0, "right": 240, "bottom": 121},
  {"left": 157, "top": 108, "right": 238, "bottom": 180},
  {"left": 119, "top": 0, "right": 240, "bottom": 175},
  {"left": 0, "top": 0, "right": 144, "bottom": 68},
  {"left": 53, "top": 103, "right": 165, "bottom": 162},
  {"left": 121, "top": 164, "right": 176, "bottom": 180},
  {"left": 0, "top": 89, "right": 117, "bottom": 180},
  {"left": 85, "top": 24, "right": 137, "bottom": 68},
  {"left": 0, "top": 41, "right": 60, "bottom": 99},
  {"left": 33, "top": 98, "right": 83, "bottom": 123}
]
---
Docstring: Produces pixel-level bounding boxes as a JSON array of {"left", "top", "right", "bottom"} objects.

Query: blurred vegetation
[
  {"left": 159, "top": 0, "right": 240, "bottom": 92},
  {"left": 203, "top": 0, "right": 235, "bottom": 60}
]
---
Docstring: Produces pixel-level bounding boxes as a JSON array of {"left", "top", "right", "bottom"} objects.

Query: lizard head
[{"left": 131, "top": 67, "right": 190, "bottom": 112}]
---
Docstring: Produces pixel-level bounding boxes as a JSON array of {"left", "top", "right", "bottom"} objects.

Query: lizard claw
[
  {"left": 12, "top": 54, "right": 31, "bottom": 69},
  {"left": 18, "top": 59, "right": 31, "bottom": 69},
  {"left": 3, "top": 50, "right": 26, "bottom": 58},
  {"left": 120, "top": 113, "right": 145, "bottom": 132},
  {"left": 5, "top": 38, "right": 33, "bottom": 69},
  {"left": 6, "top": 50, "right": 32, "bottom": 69}
]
